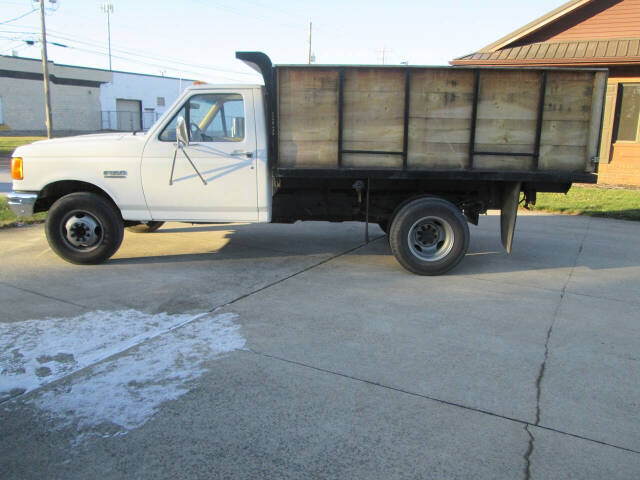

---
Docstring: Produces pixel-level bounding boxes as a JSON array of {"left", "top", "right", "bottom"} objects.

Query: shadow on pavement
[{"left": 107, "top": 215, "right": 640, "bottom": 275}]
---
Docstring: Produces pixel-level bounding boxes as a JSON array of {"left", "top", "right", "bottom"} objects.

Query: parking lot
[{"left": 1, "top": 213, "right": 639, "bottom": 479}]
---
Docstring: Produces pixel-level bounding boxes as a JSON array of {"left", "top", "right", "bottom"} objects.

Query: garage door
[{"left": 116, "top": 99, "right": 142, "bottom": 131}]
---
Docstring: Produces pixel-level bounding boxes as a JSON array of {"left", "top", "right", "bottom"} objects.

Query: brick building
[{"left": 452, "top": 0, "right": 640, "bottom": 186}]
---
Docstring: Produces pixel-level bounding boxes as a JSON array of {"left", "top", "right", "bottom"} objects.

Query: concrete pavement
[{"left": 1, "top": 215, "right": 639, "bottom": 479}]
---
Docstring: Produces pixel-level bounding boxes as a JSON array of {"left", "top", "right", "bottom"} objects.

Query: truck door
[{"left": 140, "top": 89, "right": 258, "bottom": 222}]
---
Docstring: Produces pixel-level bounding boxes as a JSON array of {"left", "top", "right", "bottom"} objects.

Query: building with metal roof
[{"left": 452, "top": 0, "right": 640, "bottom": 185}]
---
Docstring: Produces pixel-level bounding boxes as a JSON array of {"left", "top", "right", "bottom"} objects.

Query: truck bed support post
[
  {"left": 468, "top": 70, "right": 480, "bottom": 169},
  {"left": 533, "top": 71, "right": 548, "bottom": 170},
  {"left": 338, "top": 68, "right": 345, "bottom": 168},
  {"left": 365, "top": 177, "right": 370, "bottom": 243}
]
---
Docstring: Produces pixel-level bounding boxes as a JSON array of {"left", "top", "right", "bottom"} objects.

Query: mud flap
[{"left": 500, "top": 182, "right": 521, "bottom": 254}]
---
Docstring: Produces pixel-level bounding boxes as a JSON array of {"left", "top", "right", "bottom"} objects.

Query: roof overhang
[{"left": 478, "top": 0, "right": 596, "bottom": 53}]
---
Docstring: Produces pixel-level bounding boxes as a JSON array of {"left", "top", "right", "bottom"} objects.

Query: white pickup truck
[{"left": 8, "top": 52, "right": 606, "bottom": 275}]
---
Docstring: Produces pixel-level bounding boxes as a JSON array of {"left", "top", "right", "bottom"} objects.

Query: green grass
[
  {"left": 526, "top": 186, "right": 640, "bottom": 221},
  {"left": 0, "top": 196, "right": 46, "bottom": 228},
  {"left": 0, "top": 136, "right": 46, "bottom": 156}
]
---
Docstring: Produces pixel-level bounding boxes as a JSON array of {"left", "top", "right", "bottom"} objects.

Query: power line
[
  {"left": 0, "top": 9, "right": 37, "bottom": 25},
  {"left": 0, "top": 29, "right": 260, "bottom": 79},
  {"left": 1, "top": 25, "right": 260, "bottom": 77},
  {"left": 60, "top": 44, "right": 253, "bottom": 82}
]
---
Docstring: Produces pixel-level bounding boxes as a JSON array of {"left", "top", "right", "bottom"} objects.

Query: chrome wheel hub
[
  {"left": 408, "top": 216, "right": 455, "bottom": 262},
  {"left": 63, "top": 213, "right": 103, "bottom": 250}
]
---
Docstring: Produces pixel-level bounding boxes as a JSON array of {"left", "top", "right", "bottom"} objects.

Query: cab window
[{"left": 159, "top": 93, "right": 245, "bottom": 142}]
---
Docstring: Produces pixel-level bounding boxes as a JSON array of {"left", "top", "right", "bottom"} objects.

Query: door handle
[{"left": 231, "top": 150, "right": 253, "bottom": 158}]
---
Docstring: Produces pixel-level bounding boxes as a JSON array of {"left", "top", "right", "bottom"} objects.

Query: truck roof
[{"left": 185, "top": 84, "right": 263, "bottom": 91}]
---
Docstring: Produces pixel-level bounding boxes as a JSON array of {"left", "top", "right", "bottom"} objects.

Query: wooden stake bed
[{"left": 237, "top": 52, "right": 607, "bottom": 184}]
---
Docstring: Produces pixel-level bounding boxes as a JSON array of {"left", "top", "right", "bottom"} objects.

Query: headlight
[{"left": 11, "top": 157, "right": 23, "bottom": 180}]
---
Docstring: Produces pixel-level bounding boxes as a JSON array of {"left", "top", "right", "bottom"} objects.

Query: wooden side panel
[
  {"left": 539, "top": 71, "right": 593, "bottom": 171},
  {"left": 408, "top": 69, "right": 474, "bottom": 169},
  {"left": 276, "top": 65, "right": 603, "bottom": 174},
  {"left": 475, "top": 70, "right": 540, "bottom": 164},
  {"left": 342, "top": 69, "right": 405, "bottom": 154},
  {"left": 278, "top": 68, "right": 339, "bottom": 167}
]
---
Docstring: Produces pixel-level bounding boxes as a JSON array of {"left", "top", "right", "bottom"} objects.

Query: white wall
[{"left": 100, "top": 72, "right": 190, "bottom": 130}]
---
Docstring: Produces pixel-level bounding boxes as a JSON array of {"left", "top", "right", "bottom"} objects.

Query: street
[
  {"left": 0, "top": 159, "right": 11, "bottom": 196},
  {"left": 1, "top": 214, "right": 639, "bottom": 479}
]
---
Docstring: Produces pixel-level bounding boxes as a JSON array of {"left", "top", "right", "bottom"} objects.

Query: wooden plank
[
  {"left": 475, "top": 119, "right": 537, "bottom": 149},
  {"left": 540, "top": 120, "right": 590, "bottom": 147},
  {"left": 342, "top": 153, "right": 402, "bottom": 168},
  {"left": 409, "top": 117, "right": 471, "bottom": 143},
  {"left": 473, "top": 155, "right": 535, "bottom": 171},
  {"left": 538, "top": 145, "right": 587, "bottom": 171},
  {"left": 410, "top": 92, "right": 474, "bottom": 119},
  {"left": 542, "top": 94, "right": 592, "bottom": 121},
  {"left": 410, "top": 69, "right": 475, "bottom": 94},
  {"left": 408, "top": 142, "right": 469, "bottom": 169},
  {"left": 545, "top": 71, "right": 593, "bottom": 96},
  {"left": 278, "top": 140, "right": 338, "bottom": 167}
]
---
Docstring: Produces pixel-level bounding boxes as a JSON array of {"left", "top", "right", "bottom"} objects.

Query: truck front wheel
[
  {"left": 389, "top": 197, "right": 469, "bottom": 275},
  {"left": 45, "top": 192, "right": 124, "bottom": 264}
]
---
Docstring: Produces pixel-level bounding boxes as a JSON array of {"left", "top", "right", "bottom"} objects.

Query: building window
[
  {"left": 157, "top": 96, "right": 165, "bottom": 106},
  {"left": 614, "top": 84, "right": 640, "bottom": 143}
]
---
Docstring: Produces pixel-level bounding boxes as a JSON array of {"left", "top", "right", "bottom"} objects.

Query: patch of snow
[
  {"left": 0, "top": 309, "right": 210, "bottom": 399},
  {"left": 0, "top": 310, "right": 245, "bottom": 441}
]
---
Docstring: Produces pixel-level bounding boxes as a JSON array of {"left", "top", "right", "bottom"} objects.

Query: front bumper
[{"left": 7, "top": 191, "right": 38, "bottom": 217}]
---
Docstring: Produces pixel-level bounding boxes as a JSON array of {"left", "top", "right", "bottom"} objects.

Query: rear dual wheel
[{"left": 389, "top": 197, "right": 469, "bottom": 276}]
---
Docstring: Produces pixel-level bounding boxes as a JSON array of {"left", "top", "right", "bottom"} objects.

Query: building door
[{"left": 116, "top": 99, "right": 142, "bottom": 131}]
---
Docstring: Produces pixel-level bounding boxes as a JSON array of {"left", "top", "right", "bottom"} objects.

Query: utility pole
[
  {"left": 307, "top": 20, "right": 312, "bottom": 64},
  {"left": 39, "top": 0, "right": 53, "bottom": 138},
  {"left": 377, "top": 47, "right": 390, "bottom": 65},
  {"left": 102, "top": 2, "right": 113, "bottom": 70}
]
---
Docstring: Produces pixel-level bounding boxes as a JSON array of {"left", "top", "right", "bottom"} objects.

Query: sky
[{"left": 0, "top": 0, "right": 568, "bottom": 84}]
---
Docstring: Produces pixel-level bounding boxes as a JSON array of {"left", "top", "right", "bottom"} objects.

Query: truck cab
[{"left": 8, "top": 84, "right": 271, "bottom": 265}]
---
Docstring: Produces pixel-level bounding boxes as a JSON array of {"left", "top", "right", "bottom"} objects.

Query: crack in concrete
[
  {"left": 0, "top": 281, "right": 87, "bottom": 309},
  {"left": 245, "top": 348, "right": 640, "bottom": 455},
  {"left": 524, "top": 424, "right": 534, "bottom": 480},
  {"left": 527, "top": 217, "right": 592, "bottom": 479}
]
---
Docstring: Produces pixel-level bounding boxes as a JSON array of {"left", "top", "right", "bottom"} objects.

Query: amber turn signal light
[{"left": 11, "top": 157, "right": 23, "bottom": 180}]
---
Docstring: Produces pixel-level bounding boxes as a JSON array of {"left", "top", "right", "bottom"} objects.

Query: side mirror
[{"left": 176, "top": 116, "right": 189, "bottom": 146}]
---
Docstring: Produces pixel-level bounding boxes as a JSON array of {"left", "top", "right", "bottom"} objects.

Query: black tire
[
  {"left": 126, "top": 221, "right": 165, "bottom": 233},
  {"left": 45, "top": 192, "right": 124, "bottom": 265},
  {"left": 389, "top": 197, "right": 469, "bottom": 276}
]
